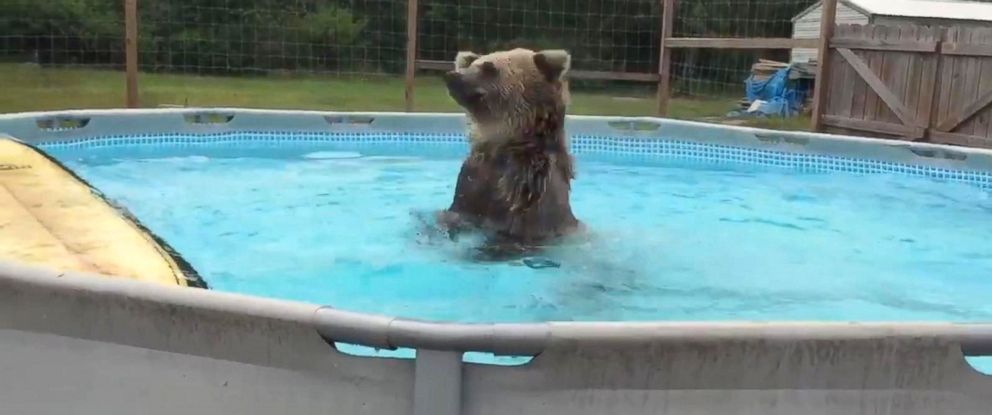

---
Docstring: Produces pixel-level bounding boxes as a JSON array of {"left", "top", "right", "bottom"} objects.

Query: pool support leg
[{"left": 414, "top": 350, "right": 462, "bottom": 415}]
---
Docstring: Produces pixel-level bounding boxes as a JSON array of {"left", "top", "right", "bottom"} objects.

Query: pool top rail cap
[{"left": 3, "top": 259, "right": 992, "bottom": 357}]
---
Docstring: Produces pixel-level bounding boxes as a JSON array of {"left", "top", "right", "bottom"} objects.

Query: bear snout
[
  {"left": 443, "top": 71, "right": 467, "bottom": 103},
  {"left": 443, "top": 70, "right": 460, "bottom": 83},
  {"left": 443, "top": 71, "right": 464, "bottom": 92},
  {"left": 444, "top": 71, "right": 484, "bottom": 108}
]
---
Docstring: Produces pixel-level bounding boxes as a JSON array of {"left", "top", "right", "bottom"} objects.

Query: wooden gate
[{"left": 820, "top": 24, "right": 992, "bottom": 148}]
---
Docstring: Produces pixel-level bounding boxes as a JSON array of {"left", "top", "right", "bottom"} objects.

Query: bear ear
[
  {"left": 533, "top": 49, "right": 571, "bottom": 82},
  {"left": 454, "top": 51, "right": 480, "bottom": 70}
]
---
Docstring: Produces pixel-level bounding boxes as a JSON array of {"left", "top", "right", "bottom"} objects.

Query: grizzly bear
[{"left": 436, "top": 48, "right": 583, "bottom": 260}]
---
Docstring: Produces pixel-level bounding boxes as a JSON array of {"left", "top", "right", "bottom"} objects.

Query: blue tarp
[{"left": 735, "top": 65, "right": 812, "bottom": 118}]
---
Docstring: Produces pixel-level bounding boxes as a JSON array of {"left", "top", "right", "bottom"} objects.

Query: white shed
[{"left": 791, "top": 0, "right": 992, "bottom": 63}]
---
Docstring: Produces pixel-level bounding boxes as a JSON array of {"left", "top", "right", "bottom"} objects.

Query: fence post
[
  {"left": 124, "top": 0, "right": 139, "bottom": 108},
  {"left": 656, "top": 0, "right": 676, "bottom": 117},
  {"left": 810, "top": 0, "right": 838, "bottom": 132},
  {"left": 404, "top": 0, "right": 419, "bottom": 112}
]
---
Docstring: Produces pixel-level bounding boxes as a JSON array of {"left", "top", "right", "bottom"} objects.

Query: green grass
[{"left": 0, "top": 63, "right": 810, "bottom": 131}]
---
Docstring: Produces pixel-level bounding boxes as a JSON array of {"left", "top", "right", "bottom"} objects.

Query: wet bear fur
[{"left": 437, "top": 48, "right": 583, "bottom": 260}]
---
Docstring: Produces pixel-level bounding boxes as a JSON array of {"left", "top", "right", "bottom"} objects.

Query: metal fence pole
[
  {"left": 124, "top": 0, "right": 139, "bottom": 108},
  {"left": 656, "top": 0, "right": 676, "bottom": 117},
  {"left": 404, "top": 0, "right": 419, "bottom": 112}
]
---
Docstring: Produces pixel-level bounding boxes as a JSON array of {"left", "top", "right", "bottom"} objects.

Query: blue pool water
[{"left": 43, "top": 136, "right": 992, "bottom": 327}]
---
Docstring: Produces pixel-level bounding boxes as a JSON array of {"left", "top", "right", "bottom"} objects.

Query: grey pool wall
[
  {"left": 4, "top": 259, "right": 992, "bottom": 415},
  {"left": 2, "top": 108, "right": 992, "bottom": 415}
]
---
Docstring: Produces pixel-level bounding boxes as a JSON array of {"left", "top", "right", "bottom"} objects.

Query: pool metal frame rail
[
  {"left": 3, "top": 108, "right": 992, "bottom": 414},
  {"left": 3, "top": 260, "right": 992, "bottom": 415}
]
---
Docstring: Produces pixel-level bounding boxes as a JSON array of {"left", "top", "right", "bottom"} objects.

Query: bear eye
[{"left": 480, "top": 61, "right": 498, "bottom": 77}]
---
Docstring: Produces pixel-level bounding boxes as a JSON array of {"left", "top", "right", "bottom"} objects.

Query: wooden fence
[
  {"left": 118, "top": 0, "right": 992, "bottom": 149},
  {"left": 818, "top": 24, "right": 992, "bottom": 148}
]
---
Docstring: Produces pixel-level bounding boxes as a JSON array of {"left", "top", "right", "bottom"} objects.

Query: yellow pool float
[{"left": 0, "top": 135, "right": 206, "bottom": 288}]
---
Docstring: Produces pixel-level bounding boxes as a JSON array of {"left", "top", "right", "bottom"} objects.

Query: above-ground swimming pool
[
  {"left": 3, "top": 110, "right": 992, "bottom": 415},
  {"left": 37, "top": 126, "right": 992, "bottom": 326}
]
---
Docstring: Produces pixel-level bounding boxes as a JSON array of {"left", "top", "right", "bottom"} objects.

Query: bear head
[{"left": 443, "top": 48, "right": 571, "bottom": 146}]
